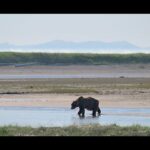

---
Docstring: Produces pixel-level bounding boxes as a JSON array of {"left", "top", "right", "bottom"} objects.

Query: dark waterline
[{"left": 0, "top": 106, "right": 150, "bottom": 127}]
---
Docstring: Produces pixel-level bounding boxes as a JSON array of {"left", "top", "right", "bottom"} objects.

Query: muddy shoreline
[{"left": 0, "top": 65, "right": 150, "bottom": 108}]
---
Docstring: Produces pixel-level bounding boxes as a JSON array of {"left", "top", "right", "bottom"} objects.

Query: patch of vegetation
[
  {"left": 1, "top": 52, "right": 150, "bottom": 65},
  {"left": 0, "top": 78, "right": 150, "bottom": 94},
  {"left": 0, "top": 124, "right": 150, "bottom": 136}
]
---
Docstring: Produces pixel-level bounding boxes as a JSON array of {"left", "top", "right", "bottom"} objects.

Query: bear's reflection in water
[{"left": 71, "top": 115, "right": 100, "bottom": 125}]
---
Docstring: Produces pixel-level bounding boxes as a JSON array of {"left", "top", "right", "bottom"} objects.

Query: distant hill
[{"left": 0, "top": 40, "right": 149, "bottom": 53}]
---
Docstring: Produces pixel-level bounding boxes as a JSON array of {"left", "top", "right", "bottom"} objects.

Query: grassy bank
[
  {"left": 0, "top": 124, "right": 150, "bottom": 136},
  {"left": 1, "top": 52, "right": 150, "bottom": 65}
]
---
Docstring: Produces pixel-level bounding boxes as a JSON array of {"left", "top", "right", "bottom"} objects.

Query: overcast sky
[{"left": 0, "top": 14, "right": 150, "bottom": 48}]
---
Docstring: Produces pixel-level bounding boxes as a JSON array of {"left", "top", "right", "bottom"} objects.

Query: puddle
[{"left": 0, "top": 106, "right": 150, "bottom": 127}]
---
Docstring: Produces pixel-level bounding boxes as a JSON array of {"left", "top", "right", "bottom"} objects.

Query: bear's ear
[{"left": 78, "top": 96, "right": 83, "bottom": 101}]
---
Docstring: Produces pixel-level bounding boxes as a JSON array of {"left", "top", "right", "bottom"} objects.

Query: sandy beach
[{"left": 0, "top": 93, "right": 150, "bottom": 108}]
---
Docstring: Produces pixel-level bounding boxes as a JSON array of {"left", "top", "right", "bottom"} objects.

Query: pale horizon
[{"left": 0, "top": 14, "right": 150, "bottom": 49}]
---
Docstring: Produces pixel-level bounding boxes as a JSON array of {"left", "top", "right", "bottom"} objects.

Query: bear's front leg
[
  {"left": 78, "top": 109, "right": 82, "bottom": 117},
  {"left": 81, "top": 108, "right": 85, "bottom": 118},
  {"left": 78, "top": 107, "right": 85, "bottom": 118}
]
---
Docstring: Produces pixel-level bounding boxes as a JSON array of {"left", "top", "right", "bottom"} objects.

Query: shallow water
[
  {"left": 0, "top": 73, "right": 150, "bottom": 79},
  {"left": 0, "top": 106, "right": 150, "bottom": 127}
]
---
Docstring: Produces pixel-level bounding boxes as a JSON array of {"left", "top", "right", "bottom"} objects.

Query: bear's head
[{"left": 71, "top": 96, "right": 84, "bottom": 109}]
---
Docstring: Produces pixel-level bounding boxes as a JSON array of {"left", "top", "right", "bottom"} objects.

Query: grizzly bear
[{"left": 71, "top": 96, "right": 101, "bottom": 117}]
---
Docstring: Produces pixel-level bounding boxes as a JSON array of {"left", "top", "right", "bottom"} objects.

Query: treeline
[{"left": 0, "top": 52, "right": 150, "bottom": 65}]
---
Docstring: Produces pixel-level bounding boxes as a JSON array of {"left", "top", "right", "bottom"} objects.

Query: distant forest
[{"left": 0, "top": 52, "right": 150, "bottom": 65}]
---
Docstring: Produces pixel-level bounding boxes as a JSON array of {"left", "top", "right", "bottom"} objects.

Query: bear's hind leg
[
  {"left": 92, "top": 110, "right": 96, "bottom": 117},
  {"left": 97, "top": 107, "right": 101, "bottom": 116}
]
